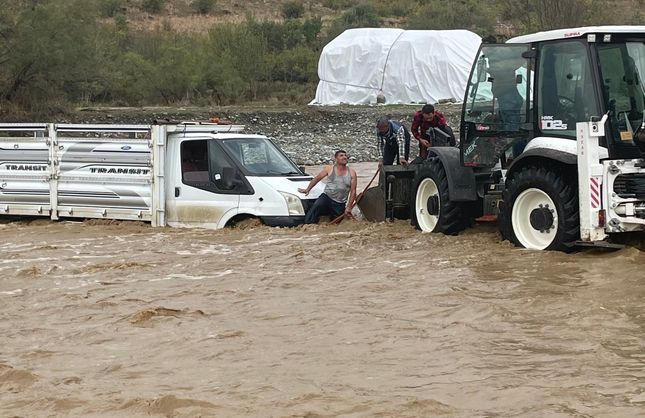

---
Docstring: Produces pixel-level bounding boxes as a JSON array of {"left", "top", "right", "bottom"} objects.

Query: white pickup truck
[{"left": 0, "top": 122, "right": 324, "bottom": 228}]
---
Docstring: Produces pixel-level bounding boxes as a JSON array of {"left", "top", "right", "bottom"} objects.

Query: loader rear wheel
[
  {"left": 411, "top": 157, "right": 469, "bottom": 235},
  {"left": 499, "top": 165, "right": 579, "bottom": 251}
]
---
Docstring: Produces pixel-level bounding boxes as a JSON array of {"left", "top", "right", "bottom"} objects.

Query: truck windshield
[
  {"left": 221, "top": 138, "right": 302, "bottom": 175},
  {"left": 597, "top": 41, "right": 645, "bottom": 156}
]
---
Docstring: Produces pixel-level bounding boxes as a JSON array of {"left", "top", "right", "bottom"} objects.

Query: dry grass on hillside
[{"left": 125, "top": 0, "right": 344, "bottom": 33}]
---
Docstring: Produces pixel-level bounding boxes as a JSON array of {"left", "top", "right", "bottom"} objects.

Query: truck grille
[{"left": 614, "top": 173, "right": 645, "bottom": 199}]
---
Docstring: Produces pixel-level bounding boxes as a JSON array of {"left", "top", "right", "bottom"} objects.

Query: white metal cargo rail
[{"left": 0, "top": 123, "right": 166, "bottom": 226}]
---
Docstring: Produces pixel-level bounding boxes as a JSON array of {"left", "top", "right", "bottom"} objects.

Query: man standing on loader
[
  {"left": 376, "top": 116, "right": 411, "bottom": 166},
  {"left": 411, "top": 104, "right": 456, "bottom": 159}
]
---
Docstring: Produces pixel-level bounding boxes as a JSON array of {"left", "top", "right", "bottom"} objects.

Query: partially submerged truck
[
  {"left": 0, "top": 122, "right": 324, "bottom": 228},
  {"left": 361, "top": 25, "right": 645, "bottom": 250}
]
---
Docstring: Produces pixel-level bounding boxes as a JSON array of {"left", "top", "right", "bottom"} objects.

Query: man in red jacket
[{"left": 411, "top": 104, "right": 455, "bottom": 159}]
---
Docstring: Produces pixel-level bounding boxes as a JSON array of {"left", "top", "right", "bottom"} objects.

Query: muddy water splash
[{"left": 1, "top": 167, "right": 645, "bottom": 417}]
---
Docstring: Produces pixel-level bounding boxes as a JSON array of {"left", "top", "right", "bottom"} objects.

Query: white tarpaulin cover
[{"left": 311, "top": 28, "right": 481, "bottom": 105}]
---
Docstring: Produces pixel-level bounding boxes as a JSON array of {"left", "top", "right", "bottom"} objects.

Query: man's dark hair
[
  {"left": 376, "top": 116, "right": 389, "bottom": 128},
  {"left": 421, "top": 104, "right": 435, "bottom": 114},
  {"left": 335, "top": 149, "right": 347, "bottom": 157}
]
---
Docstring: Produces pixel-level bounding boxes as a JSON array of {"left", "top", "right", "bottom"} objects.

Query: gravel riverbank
[{"left": 69, "top": 103, "right": 463, "bottom": 165}]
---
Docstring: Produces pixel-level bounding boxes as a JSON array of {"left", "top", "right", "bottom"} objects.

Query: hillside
[
  {"left": 1, "top": 0, "right": 642, "bottom": 114},
  {"left": 121, "top": 0, "right": 641, "bottom": 36},
  {"left": 118, "top": 0, "right": 359, "bottom": 33}
]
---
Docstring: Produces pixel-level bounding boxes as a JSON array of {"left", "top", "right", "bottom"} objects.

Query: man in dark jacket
[
  {"left": 376, "top": 117, "right": 411, "bottom": 166},
  {"left": 411, "top": 104, "right": 456, "bottom": 159}
]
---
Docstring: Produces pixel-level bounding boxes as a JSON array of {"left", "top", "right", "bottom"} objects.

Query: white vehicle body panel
[
  {"left": 508, "top": 26, "right": 645, "bottom": 44},
  {"left": 524, "top": 136, "right": 609, "bottom": 159},
  {"left": 577, "top": 118, "right": 645, "bottom": 240},
  {"left": 238, "top": 176, "right": 323, "bottom": 218}
]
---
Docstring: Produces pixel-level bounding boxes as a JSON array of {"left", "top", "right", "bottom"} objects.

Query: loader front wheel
[
  {"left": 411, "top": 157, "right": 469, "bottom": 235},
  {"left": 500, "top": 165, "right": 579, "bottom": 251}
]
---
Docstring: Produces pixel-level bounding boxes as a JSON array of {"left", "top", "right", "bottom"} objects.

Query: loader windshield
[
  {"left": 597, "top": 40, "right": 645, "bottom": 157},
  {"left": 461, "top": 44, "right": 532, "bottom": 167},
  {"left": 221, "top": 138, "right": 302, "bottom": 176}
]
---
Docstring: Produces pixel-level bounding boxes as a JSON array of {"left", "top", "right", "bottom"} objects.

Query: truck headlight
[{"left": 279, "top": 191, "right": 305, "bottom": 216}]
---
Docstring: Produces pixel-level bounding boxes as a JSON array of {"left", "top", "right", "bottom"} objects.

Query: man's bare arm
[{"left": 298, "top": 166, "right": 331, "bottom": 195}]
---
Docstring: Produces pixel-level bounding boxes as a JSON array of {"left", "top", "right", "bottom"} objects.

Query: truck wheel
[
  {"left": 411, "top": 157, "right": 468, "bottom": 235},
  {"left": 500, "top": 166, "right": 579, "bottom": 251}
]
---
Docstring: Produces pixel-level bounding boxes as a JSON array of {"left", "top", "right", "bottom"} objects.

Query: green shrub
[
  {"left": 406, "top": 1, "right": 496, "bottom": 34},
  {"left": 141, "top": 0, "right": 166, "bottom": 14},
  {"left": 99, "top": 0, "right": 124, "bottom": 18},
  {"left": 342, "top": 3, "right": 379, "bottom": 26},
  {"left": 302, "top": 16, "right": 322, "bottom": 46},
  {"left": 201, "top": 23, "right": 271, "bottom": 102},
  {"left": 282, "top": 1, "right": 305, "bottom": 19},
  {"left": 372, "top": 0, "right": 415, "bottom": 17},
  {"left": 246, "top": 17, "right": 323, "bottom": 51},
  {"left": 192, "top": 0, "right": 215, "bottom": 15},
  {"left": 324, "top": 3, "right": 380, "bottom": 42},
  {"left": 321, "top": 0, "right": 354, "bottom": 10},
  {"left": 268, "top": 46, "right": 318, "bottom": 83}
]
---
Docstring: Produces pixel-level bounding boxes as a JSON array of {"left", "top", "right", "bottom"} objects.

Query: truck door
[
  {"left": 166, "top": 139, "right": 249, "bottom": 228},
  {"left": 461, "top": 44, "right": 532, "bottom": 167}
]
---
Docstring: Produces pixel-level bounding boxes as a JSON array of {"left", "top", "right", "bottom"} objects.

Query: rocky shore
[{"left": 69, "top": 103, "right": 463, "bottom": 165}]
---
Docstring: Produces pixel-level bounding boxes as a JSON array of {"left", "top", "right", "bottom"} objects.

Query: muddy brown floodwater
[{"left": 1, "top": 163, "right": 645, "bottom": 418}]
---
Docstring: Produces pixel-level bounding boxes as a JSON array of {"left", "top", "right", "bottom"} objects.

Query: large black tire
[
  {"left": 499, "top": 165, "right": 579, "bottom": 251},
  {"left": 410, "top": 157, "right": 470, "bottom": 235}
]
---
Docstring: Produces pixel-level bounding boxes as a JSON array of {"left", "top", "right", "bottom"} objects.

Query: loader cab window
[
  {"left": 462, "top": 44, "right": 532, "bottom": 167},
  {"left": 597, "top": 40, "right": 645, "bottom": 158},
  {"left": 181, "top": 139, "right": 250, "bottom": 194},
  {"left": 537, "top": 41, "right": 599, "bottom": 138}
]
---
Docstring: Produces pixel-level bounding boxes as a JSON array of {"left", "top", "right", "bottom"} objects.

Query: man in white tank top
[{"left": 298, "top": 150, "right": 357, "bottom": 224}]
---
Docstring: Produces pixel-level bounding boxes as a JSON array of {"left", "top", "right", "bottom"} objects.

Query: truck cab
[{"left": 165, "top": 127, "right": 321, "bottom": 228}]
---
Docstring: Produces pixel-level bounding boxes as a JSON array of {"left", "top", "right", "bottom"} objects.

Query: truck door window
[
  {"left": 537, "top": 41, "right": 598, "bottom": 137},
  {"left": 208, "top": 140, "right": 249, "bottom": 193},
  {"left": 181, "top": 140, "right": 209, "bottom": 183},
  {"left": 181, "top": 140, "right": 250, "bottom": 194}
]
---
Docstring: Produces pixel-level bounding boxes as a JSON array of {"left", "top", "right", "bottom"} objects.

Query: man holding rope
[{"left": 298, "top": 150, "right": 357, "bottom": 224}]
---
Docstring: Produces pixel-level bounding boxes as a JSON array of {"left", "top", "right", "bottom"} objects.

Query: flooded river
[{"left": 1, "top": 163, "right": 645, "bottom": 417}]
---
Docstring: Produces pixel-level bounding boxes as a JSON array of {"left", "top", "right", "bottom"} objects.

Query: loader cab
[{"left": 461, "top": 28, "right": 645, "bottom": 167}]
